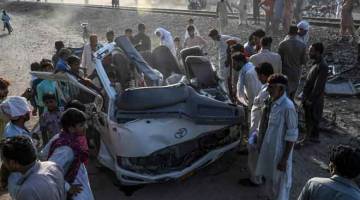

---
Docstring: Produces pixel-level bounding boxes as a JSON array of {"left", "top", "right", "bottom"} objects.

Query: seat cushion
[
  {"left": 152, "top": 46, "right": 181, "bottom": 78},
  {"left": 185, "top": 56, "right": 218, "bottom": 88},
  {"left": 180, "top": 46, "right": 204, "bottom": 78},
  {"left": 116, "top": 83, "right": 189, "bottom": 110}
]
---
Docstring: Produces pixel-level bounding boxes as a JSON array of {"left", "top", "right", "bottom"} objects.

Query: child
[
  {"left": 40, "top": 93, "right": 62, "bottom": 145},
  {"left": 40, "top": 108, "right": 94, "bottom": 200}
]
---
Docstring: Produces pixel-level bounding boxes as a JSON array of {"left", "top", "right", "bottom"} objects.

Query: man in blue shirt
[
  {"left": 55, "top": 48, "right": 72, "bottom": 72},
  {"left": 298, "top": 145, "right": 360, "bottom": 200}
]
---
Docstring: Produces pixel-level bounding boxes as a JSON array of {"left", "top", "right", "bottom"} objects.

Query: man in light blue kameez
[{"left": 255, "top": 74, "right": 298, "bottom": 200}]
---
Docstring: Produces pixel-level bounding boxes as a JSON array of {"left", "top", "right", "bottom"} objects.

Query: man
[
  {"left": 255, "top": 74, "right": 298, "bottom": 200},
  {"left": 1, "top": 96, "right": 32, "bottom": 139},
  {"left": 67, "top": 55, "right": 84, "bottom": 78},
  {"left": 125, "top": 28, "right": 136, "bottom": 45},
  {"left": 133, "top": 23, "right": 151, "bottom": 52},
  {"left": 1, "top": 136, "right": 66, "bottom": 200},
  {"left": 297, "top": 20, "right": 310, "bottom": 46},
  {"left": 231, "top": 0, "right": 249, "bottom": 26},
  {"left": 208, "top": 29, "right": 238, "bottom": 87},
  {"left": 0, "top": 77, "right": 10, "bottom": 136},
  {"left": 233, "top": 51, "right": 262, "bottom": 108},
  {"left": 245, "top": 29, "right": 266, "bottom": 57},
  {"left": 184, "top": 25, "right": 207, "bottom": 50},
  {"left": 81, "top": 34, "right": 101, "bottom": 77},
  {"left": 51, "top": 41, "right": 65, "bottom": 66},
  {"left": 244, "top": 34, "right": 256, "bottom": 57},
  {"left": 55, "top": 48, "right": 71, "bottom": 72},
  {"left": 278, "top": 26, "right": 306, "bottom": 100},
  {"left": 1, "top": 10, "right": 12, "bottom": 34},
  {"left": 253, "top": 29, "right": 266, "bottom": 53},
  {"left": 239, "top": 62, "right": 274, "bottom": 186},
  {"left": 300, "top": 43, "right": 328, "bottom": 144},
  {"left": 106, "top": 30, "right": 115, "bottom": 43},
  {"left": 216, "top": 0, "right": 233, "bottom": 33},
  {"left": 298, "top": 145, "right": 360, "bottom": 200},
  {"left": 249, "top": 37, "right": 282, "bottom": 74},
  {"left": 0, "top": 96, "right": 37, "bottom": 199},
  {"left": 184, "top": 18, "right": 200, "bottom": 40}
]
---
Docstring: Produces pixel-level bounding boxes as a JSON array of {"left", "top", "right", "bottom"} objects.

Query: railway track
[{"left": 9, "top": 1, "right": 360, "bottom": 28}]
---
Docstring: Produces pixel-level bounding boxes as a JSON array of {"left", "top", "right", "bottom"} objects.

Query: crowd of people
[{"left": 1, "top": 2, "right": 360, "bottom": 200}]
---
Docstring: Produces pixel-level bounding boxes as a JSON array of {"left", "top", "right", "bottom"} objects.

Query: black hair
[
  {"left": 30, "top": 62, "right": 41, "bottom": 71},
  {"left": 231, "top": 43, "right": 244, "bottom": 53},
  {"left": 106, "top": 30, "right": 114, "bottom": 36},
  {"left": 208, "top": 29, "right": 219, "bottom": 37},
  {"left": 59, "top": 48, "right": 72, "bottom": 58},
  {"left": 67, "top": 55, "right": 81, "bottom": 66},
  {"left": 1, "top": 136, "right": 36, "bottom": 166},
  {"left": 188, "top": 18, "right": 194, "bottom": 23},
  {"left": 174, "top": 37, "right": 180, "bottom": 42},
  {"left": 42, "top": 93, "right": 57, "bottom": 102},
  {"left": 267, "top": 73, "right": 288, "bottom": 86},
  {"left": 311, "top": 42, "right": 324, "bottom": 55},
  {"left": 40, "top": 61, "right": 54, "bottom": 71},
  {"left": 65, "top": 99, "right": 86, "bottom": 112},
  {"left": 256, "top": 62, "right": 274, "bottom": 77},
  {"left": 61, "top": 108, "right": 87, "bottom": 130},
  {"left": 289, "top": 25, "right": 298, "bottom": 35},
  {"left": 231, "top": 52, "right": 247, "bottom": 63},
  {"left": 261, "top": 37, "right": 273, "bottom": 47},
  {"left": 125, "top": 28, "right": 133, "bottom": 33},
  {"left": 252, "top": 29, "right": 266, "bottom": 38},
  {"left": 138, "top": 23, "right": 146, "bottom": 31},
  {"left": 187, "top": 25, "right": 195, "bottom": 32},
  {"left": 330, "top": 145, "right": 360, "bottom": 179},
  {"left": 0, "top": 77, "right": 10, "bottom": 90},
  {"left": 40, "top": 59, "right": 52, "bottom": 65},
  {"left": 55, "top": 41, "right": 65, "bottom": 51}
]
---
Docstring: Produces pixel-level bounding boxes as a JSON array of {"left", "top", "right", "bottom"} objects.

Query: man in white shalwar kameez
[
  {"left": 232, "top": 52, "right": 262, "bottom": 108},
  {"left": 255, "top": 74, "right": 298, "bottom": 200},
  {"left": 155, "top": 27, "right": 177, "bottom": 57},
  {"left": 209, "top": 29, "right": 240, "bottom": 94},
  {"left": 240, "top": 62, "right": 274, "bottom": 186},
  {"left": 184, "top": 18, "right": 200, "bottom": 40}
]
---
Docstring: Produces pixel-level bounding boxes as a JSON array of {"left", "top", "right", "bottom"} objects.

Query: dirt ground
[{"left": 0, "top": 1, "right": 360, "bottom": 200}]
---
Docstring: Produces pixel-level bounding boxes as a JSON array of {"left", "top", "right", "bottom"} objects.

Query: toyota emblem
[{"left": 175, "top": 128, "right": 188, "bottom": 139}]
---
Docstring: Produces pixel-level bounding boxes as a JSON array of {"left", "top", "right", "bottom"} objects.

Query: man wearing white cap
[
  {"left": 0, "top": 96, "right": 35, "bottom": 199},
  {"left": 0, "top": 96, "right": 32, "bottom": 139},
  {"left": 297, "top": 20, "right": 310, "bottom": 46}
]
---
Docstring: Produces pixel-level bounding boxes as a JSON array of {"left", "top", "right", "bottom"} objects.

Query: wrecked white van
[{"left": 31, "top": 36, "right": 245, "bottom": 185}]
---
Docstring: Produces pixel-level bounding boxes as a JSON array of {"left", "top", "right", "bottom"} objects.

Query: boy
[
  {"left": 40, "top": 108, "right": 94, "bottom": 200},
  {"left": 40, "top": 93, "right": 62, "bottom": 145}
]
